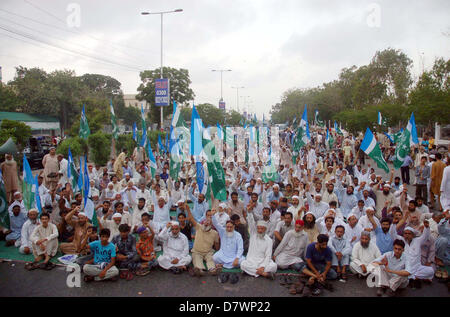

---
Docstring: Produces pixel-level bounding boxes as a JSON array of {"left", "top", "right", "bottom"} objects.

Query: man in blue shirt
[
  {"left": 303, "top": 234, "right": 337, "bottom": 294},
  {"left": 400, "top": 155, "right": 414, "bottom": 185},
  {"left": 83, "top": 228, "right": 119, "bottom": 282},
  {"left": 368, "top": 216, "right": 397, "bottom": 254},
  {"left": 188, "top": 183, "right": 209, "bottom": 222}
]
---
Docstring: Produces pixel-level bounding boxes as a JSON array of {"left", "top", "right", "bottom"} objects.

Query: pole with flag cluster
[
  {"left": 360, "top": 128, "right": 389, "bottom": 173},
  {"left": 292, "top": 105, "right": 311, "bottom": 164},
  {"left": 393, "top": 113, "right": 418, "bottom": 169},
  {"left": 79, "top": 104, "right": 90, "bottom": 139}
]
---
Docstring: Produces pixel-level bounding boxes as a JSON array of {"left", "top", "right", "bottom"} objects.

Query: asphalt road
[{"left": 1, "top": 157, "right": 448, "bottom": 297}]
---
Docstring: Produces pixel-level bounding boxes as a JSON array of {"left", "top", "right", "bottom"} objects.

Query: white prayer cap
[
  {"left": 112, "top": 213, "right": 122, "bottom": 219},
  {"left": 429, "top": 154, "right": 435, "bottom": 159},
  {"left": 171, "top": 221, "right": 180, "bottom": 226},
  {"left": 305, "top": 211, "right": 314, "bottom": 217},
  {"left": 78, "top": 212, "right": 87, "bottom": 217},
  {"left": 273, "top": 184, "right": 279, "bottom": 189},
  {"left": 329, "top": 176, "right": 335, "bottom": 181},
  {"left": 376, "top": 175, "right": 382, "bottom": 178},
  {"left": 347, "top": 213, "right": 359, "bottom": 220},
  {"left": 108, "top": 182, "right": 114, "bottom": 187},
  {"left": 177, "top": 199, "right": 185, "bottom": 205},
  {"left": 28, "top": 208, "right": 38, "bottom": 214},
  {"left": 14, "top": 191, "right": 21, "bottom": 196},
  {"left": 315, "top": 193, "right": 322, "bottom": 197},
  {"left": 158, "top": 196, "right": 166, "bottom": 202},
  {"left": 404, "top": 226, "right": 417, "bottom": 235},
  {"left": 125, "top": 173, "right": 130, "bottom": 176},
  {"left": 292, "top": 195, "right": 299, "bottom": 200},
  {"left": 256, "top": 220, "right": 268, "bottom": 228},
  {"left": 383, "top": 183, "right": 391, "bottom": 188},
  {"left": 257, "top": 177, "right": 262, "bottom": 181},
  {"left": 219, "top": 202, "right": 227, "bottom": 209}
]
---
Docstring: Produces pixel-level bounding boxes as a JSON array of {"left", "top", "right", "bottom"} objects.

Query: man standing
[
  {"left": 157, "top": 221, "right": 192, "bottom": 274},
  {"left": 431, "top": 153, "right": 446, "bottom": 211},
  {"left": 240, "top": 208, "right": 277, "bottom": 279},
  {"left": 42, "top": 147, "right": 59, "bottom": 191},
  {"left": 1, "top": 153, "right": 18, "bottom": 204},
  {"left": 415, "top": 156, "right": 430, "bottom": 204},
  {"left": 400, "top": 153, "right": 414, "bottom": 185},
  {"left": 57, "top": 153, "right": 69, "bottom": 187},
  {"left": 113, "top": 148, "right": 127, "bottom": 179}
]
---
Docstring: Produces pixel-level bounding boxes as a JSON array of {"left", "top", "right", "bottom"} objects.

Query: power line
[
  {"left": 0, "top": 24, "right": 145, "bottom": 72},
  {"left": 0, "top": 15, "right": 148, "bottom": 69}
]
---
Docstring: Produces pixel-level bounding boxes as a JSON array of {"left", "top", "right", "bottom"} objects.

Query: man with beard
[
  {"left": 185, "top": 203, "right": 220, "bottom": 276},
  {"left": 306, "top": 193, "right": 328, "bottom": 219},
  {"left": 368, "top": 216, "right": 398, "bottom": 254},
  {"left": 19, "top": 209, "right": 40, "bottom": 254},
  {"left": 227, "top": 191, "right": 246, "bottom": 224},
  {"left": 211, "top": 209, "right": 244, "bottom": 271},
  {"left": 0, "top": 153, "right": 19, "bottom": 204},
  {"left": 131, "top": 198, "right": 148, "bottom": 231},
  {"left": 157, "top": 221, "right": 192, "bottom": 274},
  {"left": 303, "top": 212, "right": 322, "bottom": 244},
  {"left": 273, "top": 219, "right": 309, "bottom": 272},
  {"left": 151, "top": 197, "right": 171, "bottom": 234},
  {"left": 329, "top": 225, "right": 352, "bottom": 281},
  {"left": 335, "top": 182, "right": 358, "bottom": 220},
  {"left": 322, "top": 183, "right": 338, "bottom": 204},
  {"left": 350, "top": 231, "right": 381, "bottom": 278},
  {"left": 374, "top": 183, "right": 394, "bottom": 219},
  {"left": 230, "top": 214, "right": 249, "bottom": 255},
  {"left": 246, "top": 192, "right": 264, "bottom": 221},
  {"left": 255, "top": 207, "right": 277, "bottom": 239},
  {"left": 370, "top": 239, "right": 410, "bottom": 297},
  {"left": 5, "top": 204, "right": 27, "bottom": 247},
  {"left": 241, "top": 208, "right": 277, "bottom": 279},
  {"left": 345, "top": 213, "right": 363, "bottom": 248},
  {"left": 288, "top": 195, "right": 304, "bottom": 220},
  {"left": 188, "top": 183, "right": 208, "bottom": 222},
  {"left": 273, "top": 212, "right": 295, "bottom": 250},
  {"left": 397, "top": 221, "right": 434, "bottom": 288},
  {"left": 60, "top": 206, "right": 90, "bottom": 255},
  {"left": 42, "top": 147, "right": 59, "bottom": 191}
]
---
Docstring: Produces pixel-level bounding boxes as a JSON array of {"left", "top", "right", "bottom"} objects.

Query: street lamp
[
  {"left": 211, "top": 69, "right": 232, "bottom": 102},
  {"left": 231, "top": 86, "right": 244, "bottom": 112},
  {"left": 141, "top": 9, "right": 183, "bottom": 131}
]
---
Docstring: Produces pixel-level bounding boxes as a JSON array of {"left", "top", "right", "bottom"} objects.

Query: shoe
[
  {"left": 188, "top": 267, "right": 195, "bottom": 277},
  {"left": 126, "top": 271, "right": 134, "bottom": 281},
  {"left": 25, "top": 262, "right": 40, "bottom": 271},
  {"left": 435, "top": 270, "right": 443, "bottom": 279},
  {"left": 218, "top": 272, "right": 229, "bottom": 283},
  {"left": 5, "top": 240, "right": 15, "bottom": 247},
  {"left": 376, "top": 288, "right": 385, "bottom": 297},
  {"left": 136, "top": 268, "right": 150, "bottom": 276},
  {"left": 289, "top": 281, "right": 305, "bottom": 295},
  {"left": 154, "top": 246, "right": 162, "bottom": 252},
  {"left": 386, "top": 289, "right": 396, "bottom": 297},
  {"left": 193, "top": 267, "right": 202, "bottom": 277},
  {"left": 301, "top": 286, "right": 311, "bottom": 297},
  {"left": 311, "top": 287, "right": 321, "bottom": 296},
  {"left": 229, "top": 273, "right": 239, "bottom": 284},
  {"left": 170, "top": 267, "right": 181, "bottom": 274},
  {"left": 322, "top": 282, "right": 334, "bottom": 292}
]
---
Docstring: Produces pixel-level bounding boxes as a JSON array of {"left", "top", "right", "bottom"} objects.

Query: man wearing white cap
[
  {"left": 287, "top": 195, "right": 304, "bottom": 219},
  {"left": 349, "top": 231, "right": 381, "bottom": 277},
  {"left": 151, "top": 196, "right": 171, "bottom": 233},
  {"left": 344, "top": 213, "right": 363, "bottom": 248},
  {"left": 100, "top": 211, "right": 123, "bottom": 242},
  {"left": 60, "top": 206, "right": 90, "bottom": 254},
  {"left": 396, "top": 220, "right": 434, "bottom": 287},
  {"left": 306, "top": 192, "right": 329, "bottom": 219},
  {"left": 322, "top": 183, "right": 338, "bottom": 205},
  {"left": 157, "top": 221, "right": 191, "bottom": 273},
  {"left": 213, "top": 203, "right": 230, "bottom": 228},
  {"left": 19, "top": 208, "right": 40, "bottom": 254},
  {"left": 374, "top": 183, "right": 394, "bottom": 219},
  {"left": 358, "top": 207, "right": 381, "bottom": 242},
  {"left": 241, "top": 208, "right": 277, "bottom": 279}
]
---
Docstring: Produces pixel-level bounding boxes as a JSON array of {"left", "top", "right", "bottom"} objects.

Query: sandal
[
  {"left": 136, "top": 268, "right": 150, "bottom": 276},
  {"left": 45, "top": 262, "right": 56, "bottom": 270},
  {"left": 126, "top": 271, "right": 134, "bottom": 281},
  {"left": 442, "top": 270, "right": 449, "bottom": 279},
  {"left": 435, "top": 270, "right": 443, "bottom": 279},
  {"left": 25, "top": 262, "right": 40, "bottom": 271},
  {"left": 120, "top": 270, "right": 128, "bottom": 279}
]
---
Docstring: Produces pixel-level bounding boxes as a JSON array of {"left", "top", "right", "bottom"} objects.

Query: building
[
  {"left": 123, "top": 94, "right": 150, "bottom": 112},
  {"left": 0, "top": 111, "right": 61, "bottom": 136}
]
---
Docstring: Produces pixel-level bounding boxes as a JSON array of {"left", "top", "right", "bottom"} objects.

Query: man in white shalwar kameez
[
  {"left": 28, "top": 213, "right": 59, "bottom": 269},
  {"left": 440, "top": 165, "right": 450, "bottom": 210},
  {"left": 349, "top": 231, "right": 381, "bottom": 276},
  {"left": 240, "top": 209, "right": 277, "bottom": 279},
  {"left": 211, "top": 210, "right": 244, "bottom": 269},
  {"left": 19, "top": 209, "right": 40, "bottom": 254},
  {"left": 157, "top": 221, "right": 192, "bottom": 272},
  {"left": 273, "top": 219, "right": 309, "bottom": 271}
]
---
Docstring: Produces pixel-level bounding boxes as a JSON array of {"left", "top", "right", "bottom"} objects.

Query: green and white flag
[
  {"left": 315, "top": 110, "right": 325, "bottom": 127},
  {"left": 79, "top": 104, "right": 90, "bottom": 139},
  {"left": 334, "top": 121, "right": 343, "bottom": 136},
  {"left": 393, "top": 128, "right": 411, "bottom": 169},
  {"left": 110, "top": 100, "right": 118, "bottom": 140},
  {"left": 202, "top": 128, "right": 227, "bottom": 201},
  {"left": 292, "top": 106, "right": 310, "bottom": 164},
  {"left": 0, "top": 169, "right": 10, "bottom": 229},
  {"left": 360, "top": 128, "right": 389, "bottom": 173},
  {"left": 262, "top": 145, "right": 279, "bottom": 182}
]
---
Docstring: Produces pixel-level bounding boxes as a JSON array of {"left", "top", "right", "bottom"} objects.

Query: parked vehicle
[{"left": 23, "top": 137, "right": 50, "bottom": 168}]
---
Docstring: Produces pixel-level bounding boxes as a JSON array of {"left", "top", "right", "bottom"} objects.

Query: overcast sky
[{"left": 0, "top": 0, "right": 449, "bottom": 119}]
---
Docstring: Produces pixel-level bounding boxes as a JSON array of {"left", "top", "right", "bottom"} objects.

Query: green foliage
[
  {"left": 88, "top": 131, "right": 111, "bottom": 165},
  {"left": 225, "top": 110, "right": 244, "bottom": 126},
  {"left": 56, "top": 137, "right": 88, "bottom": 157},
  {"left": 0, "top": 119, "right": 32, "bottom": 146},
  {"left": 0, "top": 85, "right": 22, "bottom": 111},
  {"left": 148, "top": 130, "right": 166, "bottom": 149},
  {"left": 136, "top": 67, "right": 195, "bottom": 127},
  {"left": 116, "top": 134, "right": 136, "bottom": 156}
]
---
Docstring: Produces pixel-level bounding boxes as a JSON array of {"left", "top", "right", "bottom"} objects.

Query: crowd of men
[{"left": 0, "top": 126, "right": 449, "bottom": 297}]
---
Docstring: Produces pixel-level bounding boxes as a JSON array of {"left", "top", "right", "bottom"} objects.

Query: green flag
[
  {"left": 110, "top": 100, "right": 118, "bottom": 140},
  {"left": 393, "top": 130, "right": 403, "bottom": 144},
  {"left": 393, "top": 128, "right": 411, "bottom": 169},
  {"left": 315, "top": 110, "right": 325, "bottom": 127},
  {"left": 360, "top": 128, "right": 390, "bottom": 173},
  {"left": 79, "top": 104, "right": 90, "bottom": 139},
  {"left": 0, "top": 170, "right": 10, "bottom": 229},
  {"left": 262, "top": 161, "right": 279, "bottom": 183},
  {"left": 202, "top": 129, "right": 227, "bottom": 201}
]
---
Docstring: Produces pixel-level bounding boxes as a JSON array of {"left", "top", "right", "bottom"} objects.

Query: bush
[
  {"left": 56, "top": 137, "right": 88, "bottom": 157},
  {"left": 116, "top": 134, "right": 136, "bottom": 156},
  {"left": 148, "top": 130, "right": 166, "bottom": 149},
  {"left": 88, "top": 131, "right": 111, "bottom": 166},
  {"left": 0, "top": 119, "right": 32, "bottom": 147}
]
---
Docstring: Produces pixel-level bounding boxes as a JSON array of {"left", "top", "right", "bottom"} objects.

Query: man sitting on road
[
  {"left": 350, "top": 231, "right": 381, "bottom": 278},
  {"left": 19, "top": 208, "right": 39, "bottom": 255},
  {"left": 157, "top": 221, "right": 192, "bottom": 274}
]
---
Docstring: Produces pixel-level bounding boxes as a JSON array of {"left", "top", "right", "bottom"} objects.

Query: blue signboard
[
  {"left": 219, "top": 101, "right": 225, "bottom": 110},
  {"left": 155, "top": 78, "right": 170, "bottom": 106}
]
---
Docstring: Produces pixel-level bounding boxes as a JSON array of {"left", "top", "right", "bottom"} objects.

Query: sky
[{"left": 0, "top": 0, "right": 449, "bottom": 119}]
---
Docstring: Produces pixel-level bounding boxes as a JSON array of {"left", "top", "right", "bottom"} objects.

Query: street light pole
[
  {"left": 212, "top": 69, "right": 232, "bottom": 101},
  {"left": 141, "top": 9, "right": 183, "bottom": 131},
  {"left": 231, "top": 86, "right": 244, "bottom": 112}
]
